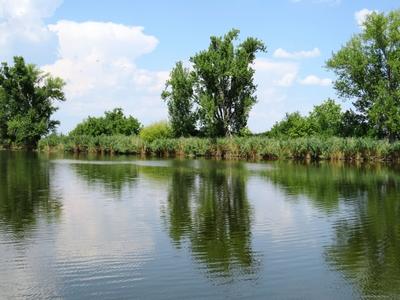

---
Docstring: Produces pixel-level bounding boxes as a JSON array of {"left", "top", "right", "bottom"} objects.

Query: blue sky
[{"left": 0, "top": 0, "right": 398, "bottom": 133}]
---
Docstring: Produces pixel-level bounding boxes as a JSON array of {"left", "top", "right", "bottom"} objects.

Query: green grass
[{"left": 37, "top": 135, "right": 400, "bottom": 162}]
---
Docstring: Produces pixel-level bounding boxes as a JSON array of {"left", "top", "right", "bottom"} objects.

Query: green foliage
[
  {"left": 267, "top": 99, "right": 344, "bottom": 138},
  {"left": 70, "top": 108, "right": 141, "bottom": 136},
  {"left": 308, "top": 99, "right": 342, "bottom": 136},
  {"left": 338, "top": 109, "right": 369, "bottom": 137},
  {"left": 268, "top": 112, "right": 313, "bottom": 138},
  {"left": 327, "top": 10, "right": 400, "bottom": 139},
  {"left": 139, "top": 121, "right": 173, "bottom": 142},
  {"left": 0, "top": 56, "right": 65, "bottom": 148},
  {"left": 191, "top": 29, "right": 266, "bottom": 137},
  {"left": 162, "top": 62, "right": 197, "bottom": 137},
  {"left": 162, "top": 29, "right": 266, "bottom": 137},
  {"left": 39, "top": 134, "right": 400, "bottom": 162}
]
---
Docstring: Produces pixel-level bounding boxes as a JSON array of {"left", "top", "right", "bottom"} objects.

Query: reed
[{"left": 38, "top": 135, "right": 400, "bottom": 162}]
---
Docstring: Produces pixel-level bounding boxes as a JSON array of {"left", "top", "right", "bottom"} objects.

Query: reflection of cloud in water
[
  {"left": 1, "top": 159, "right": 161, "bottom": 298},
  {"left": 53, "top": 163, "right": 157, "bottom": 285}
]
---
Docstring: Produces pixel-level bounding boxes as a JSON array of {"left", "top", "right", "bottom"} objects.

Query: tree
[
  {"left": 0, "top": 56, "right": 65, "bottom": 148},
  {"left": 308, "top": 99, "right": 342, "bottom": 136},
  {"left": 162, "top": 29, "right": 266, "bottom": 137},
  {"left": 268, "top": 112, "right": 313, "bottom": 138},
  {"left": 267, "top": 99, "right": 344, "bottom": 138},
  {"left": 327, "top": 10, "right": 400, "bottom": 139},
  {"left": 70, "top": 108, "right": 142, "bottom": 136},
  {"left": 161, "top": 62, "right": 197, "bottom": 137},
  {"left": 338, "top": 109, "right": 369, "bottom": 137}
]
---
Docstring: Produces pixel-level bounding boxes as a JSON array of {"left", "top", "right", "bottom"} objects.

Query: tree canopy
[
  {"left": 70, "top": 108, "right": 142, "bottom": 136},
  {"left": 162, "top": 29, "right": 266, "bottom": 137},
  {"left": 327, "top": 10, "right": 400, "bottom": 140},
  {"left": 161, "top": 62, "right": 197, "bottom": 137},
  {"left": 0, "top": 56, "right": 65, "bottom": 148},
  {"left": 267, "top": 99, "right": 343, "bottom": 138}
]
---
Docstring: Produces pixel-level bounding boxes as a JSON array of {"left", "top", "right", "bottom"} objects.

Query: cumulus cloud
[
  {"left": 254, "top": 59, "right": 299, "bottom": 87},
  {"left": 247, "top": 59, "right": 299, "bottom": 132},
  {"left": 0, "top": 0, "right": 61, "bottom": 55},
  {"left": 298, "top": 75, "right": 332, "bottom": 86},
  {"left": 42, "top": 21, "right": 169, "bottom": 131},
  {"left": 354, "top": 8, "right": 377, "bottom": 27},
  {"left": 273, "top": 47, "right": 320, "bottom": 59}
]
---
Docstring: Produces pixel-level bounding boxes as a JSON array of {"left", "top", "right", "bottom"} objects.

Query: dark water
[{"left": 1, "top": 152, "right": 400, "bottom": 299}]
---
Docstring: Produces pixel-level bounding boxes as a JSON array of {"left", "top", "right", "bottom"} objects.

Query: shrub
[
  {"left": 139, "top": 121, "right": 173, "bottom": 142},
  {"left": 70, "top": 108, "right": 142, "bottom": 136}
]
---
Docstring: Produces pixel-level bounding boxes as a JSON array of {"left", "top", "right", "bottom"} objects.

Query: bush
[
  {"left": 139, "top": 121, "right": 173, "bottom": 142},
  {"left": 70, "top": 108, "right": 142, "bottom": 136}
]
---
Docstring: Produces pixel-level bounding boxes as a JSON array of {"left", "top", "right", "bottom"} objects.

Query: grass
[{"left": 37, "top": 134, "right": 400, "bottom": 162}]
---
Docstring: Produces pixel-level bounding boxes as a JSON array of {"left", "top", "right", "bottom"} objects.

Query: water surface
[{"left": 1, "top": 151, "right": 400, "bottom": 299}]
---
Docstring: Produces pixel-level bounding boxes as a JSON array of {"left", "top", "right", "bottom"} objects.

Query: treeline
[{"left": 265, "top": 99, "right": 366, "bottom": 138}]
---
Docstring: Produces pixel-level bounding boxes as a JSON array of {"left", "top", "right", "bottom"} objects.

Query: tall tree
[
  {"left": 192, "top": 29, "right": 266, "bottom": 137},
  {"left": 327, "top": 10, "right": 400, "bottom": 139},
  {"left": 161, "top": 62, "right": 197, "bottom": 137},
  {"left": 0, "top": 56, "right": 65, "bottom": 148},
  {"left": 162, "top": 29, "right": 266, "bottom": 137}
]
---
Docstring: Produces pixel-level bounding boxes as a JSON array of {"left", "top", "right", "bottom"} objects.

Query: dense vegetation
[
  {"left": 0, "top": 56, "right": 65, "bottom": 149},
  {"left": 267, "top": 99, "right": 343, "bottom": 138},
  {"left": 70, "top": 108, "right": 141, "bottom": 136},
  {"left": 139, "top": 121, "right": 173, "bottom": 142},
  {"left": 39, "top": 135, "right": 400, "bottom": 162}
]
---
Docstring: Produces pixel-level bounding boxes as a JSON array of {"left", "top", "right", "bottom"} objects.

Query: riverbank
[{"left": 36, "top": 135, "right": 400, "bottom": 161}]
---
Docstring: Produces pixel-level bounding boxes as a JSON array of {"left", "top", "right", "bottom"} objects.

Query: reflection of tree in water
[
  {"left": 72, "top": 162, "right": 139, "bottom": 193},
  {"left": 325, "top": 179, "right": 400, "bottom": 297},
  {"left": 164, "top": 160, "right": 256, "bottom": 279},
  {"left": 0, "top": 152, "right": 62, "bottom": 236},
  {"left": 263, "top": 161, "right": 400, "bottom": 297}
]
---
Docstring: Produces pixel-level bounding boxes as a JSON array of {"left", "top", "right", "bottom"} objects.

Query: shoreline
[{"left": 31, "top": 135, "right": 400, "bottom": 162}]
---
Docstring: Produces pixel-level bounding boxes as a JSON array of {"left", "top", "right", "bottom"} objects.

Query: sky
[{"left": 0, "top": 0, "right": 398, "bottom": 133}]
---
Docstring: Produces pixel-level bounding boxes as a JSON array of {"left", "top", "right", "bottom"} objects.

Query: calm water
[{"left": 1, "top": 152, "right": 400, "bottom": 299}]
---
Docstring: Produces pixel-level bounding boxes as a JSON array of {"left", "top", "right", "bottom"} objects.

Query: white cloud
[
  {"left": 254, "top": 59, "right": 299, "bottom": 87},
  {"left": 273, "top": 48, "right": 320, "bottom": 59},
  {"left": 247, "top": 59, "right": 299, "bottom": 132},
  {"left": 354, "top": 8, "right": 377, "bottom": 27},
  {"left": 42, "top": 21, "right": 169, "bottom": 131},
  {"left": 298, "top": 75, "right": 332, "bottom": 86},
  {"left": 0, "top": 0, "right": 61, "bottom": 52}
]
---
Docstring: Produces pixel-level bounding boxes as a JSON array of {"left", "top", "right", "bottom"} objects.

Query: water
[{"left": 1, "top": 151, "right": 400, "bottom": 299}]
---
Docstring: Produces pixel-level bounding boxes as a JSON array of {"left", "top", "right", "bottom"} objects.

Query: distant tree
[
  {"left": 162, "top": 29, "right": 266, "bottom": 137},
  {"left": 162, "top": 62, "right": 197, "bottom": 137},
  {"left": 308, "top": 99, "right": 342, "bottom": 136},
  {"left": 268, "top": 112, "right": 313, "bottom": 138},
  {"left": 327, "top": 10, "right": 400, "bottom": 139},
  {"left": 70, "top": 108, "right": 141, "bottom": 136},
  {"left": 338, "top": 109, "right": 370, "bottom": 137},
  {"left": 0, "top": 56, "right": 65, "bottom": 148}
]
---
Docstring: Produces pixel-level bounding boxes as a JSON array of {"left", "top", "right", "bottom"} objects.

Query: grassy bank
[{"left": 37, "top": 135, "right": 400, "bottom": 162}]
